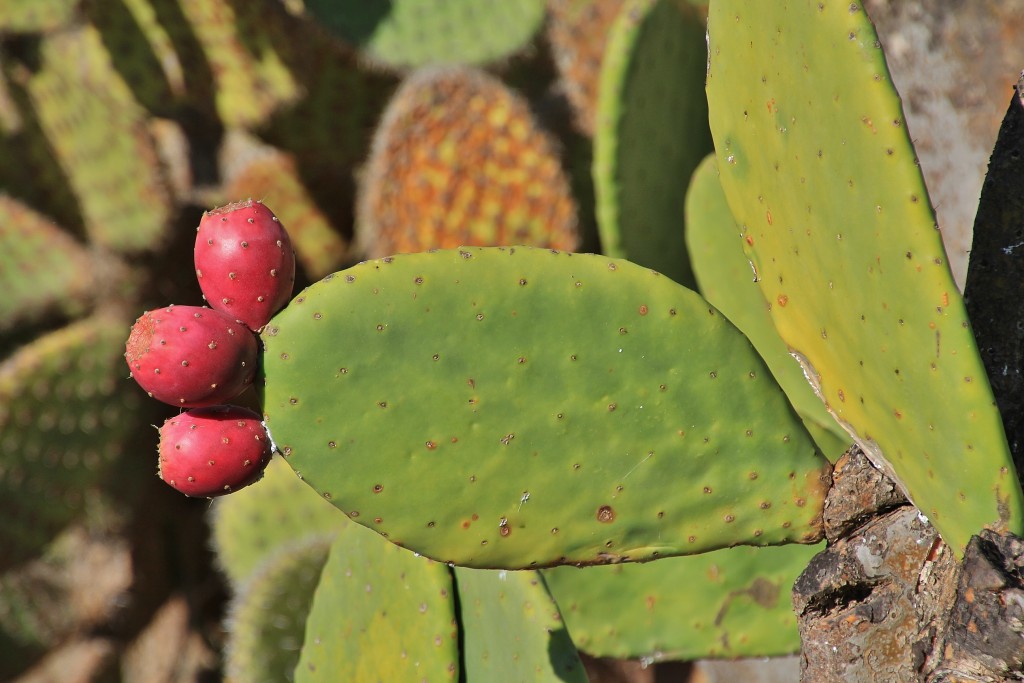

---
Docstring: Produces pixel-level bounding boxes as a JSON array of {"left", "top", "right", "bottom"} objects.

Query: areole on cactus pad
[{"left": 259, "top": 247, "right": 832, "bottom": 569}]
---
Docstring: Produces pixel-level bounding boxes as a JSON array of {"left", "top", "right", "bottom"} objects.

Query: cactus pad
[
  {"left": 545, "top": 0, "right": 625, "bottom": 137},
  {"left": 212, "top": 456, "right": 350, "bottom": 586},
  {"left": 303, "top": 0, "right": 546, "bottom": 70},
  {"left": 0, "top": 313, "right": 140, "bottom": 571},
  {"left": 225, "top": 151, "right": 349, "bottom": 279},
  {"left": 705, "top": 1, "right": 1024, "bottom": 554},
  {"left": 543, "top": 542, "right": 823, "bottom": 661},
  {"left": 592, "top": 0, "right": 712, "bottom": 286},
  {"left": 24, "top": 25, "right": 170, "bottom": 253},
  {"left": 225, "top": 535, "right": 333, "bottom": 683},
  {"left": 358, "top": 67, "right": 578, "bottom": 257},
  {"left": 685, "top": 154, "right": 850, "bottom": 460},
  {"left": 453, "top": 568, "right": 587, "bottom": 682},
  {"left": 260, "top": 247, "right": 831, "bottom": 569},
  {"left": 294, "top": 526, "right": 459, "bottom": 682},
  {"left": 0, "top": 196, "right": 93, "bottom": 333}
]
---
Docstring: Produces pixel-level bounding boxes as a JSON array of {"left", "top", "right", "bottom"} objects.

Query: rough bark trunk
[{"left": 794, "top": 448, "right": 1024, "bottom": 681}]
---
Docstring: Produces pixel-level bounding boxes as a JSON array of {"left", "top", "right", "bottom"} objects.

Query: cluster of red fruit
[{"left": 124, "top": 200, "right": 295, "bottom": 498}]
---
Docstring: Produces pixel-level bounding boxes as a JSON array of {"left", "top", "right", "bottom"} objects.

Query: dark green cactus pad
[
  {"left": 0, "top": 196, "right": 93, "bottom": 334},
  {"left": 543, "top": 542, "right": 823, "bottom": 661},
  {"left": 211, "top": 456, "right": 350, "bottom": 587},
  {"left": 294, "top": 526, "right": 459, "bottom": 681},
  {"left": 592, "top": 0, "right": 712, "bottom": 287},
  {"left": 453, "top": 568, "right": 587, "bottom": 682},
  {"left": 357, "top": 66, "right": 578, "bottom": 257},
  {"left": 685, "top": 154, "right": 850, "bottom": 461},
  {"left": 224, "top": 535, "right": 333, "bottom": 683},
  {"left": 260, "top": 247, "right": 831, "bottom": 569},
  {"left": 0, "top": 313, "right": 140, "bottom": 571},
  {"left": 24, "top": 25, "right": 170, "bottom": 253},
  {"left": 303, "top": 0, "right": 546, "bottom": 70},
  {"left": 706, "top": 1, "right": 1024, "bottom": 555}
]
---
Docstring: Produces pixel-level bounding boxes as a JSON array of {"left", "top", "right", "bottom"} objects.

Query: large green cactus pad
[
  {"left": 543, "top": 542, "right": 823, "bottom": 661},
  {"left": 211, "top": 456, "right": 349, "bottom": 586},
  {"left": 593, "top": 0, "right": 711, "bottom": 286},
  {"left": 706, "top": 1, "right": 1024, "bottom": 555},
  {"left": 453, "top": 568, "right": 587, "bottom": 682},
  {"left": 685, "top": 154, "right": 849, "bottom": 460},
  {"left": 303, "top": 0, "right": 546, "bottom": 70},
  {"left": 260, "top": 247, "right": 830, "bottom": 569},
  {"left": 294, "top": 526, "right": 458, "bottom": 682}
]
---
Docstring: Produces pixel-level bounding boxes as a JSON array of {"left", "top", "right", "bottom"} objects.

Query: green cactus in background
[
  {"left": 592, "top": 0, "right": 712, "bottom": 286},
  {"left": 303, "top": 0, "right": 547, "bottom": 71}
]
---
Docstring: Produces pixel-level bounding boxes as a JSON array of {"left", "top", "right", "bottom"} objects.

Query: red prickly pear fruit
[
  {"left": 194, "top": 199, "right": 296, "bottom": 331},
  {"left": 125, "top": 305, "right": 258, "bottom": 407},
  {"left": 157, "top": 405, "right": 273, "bottom": 497}
]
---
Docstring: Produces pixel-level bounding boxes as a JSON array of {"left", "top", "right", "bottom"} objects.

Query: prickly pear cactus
[
  {"left": 212, "top": 456, "right": 349, "bottom": 586},
  {"left": 0, "top": 196, "right": 93, "bottom": 333},
  {"left": 685, "top": 154, "right": 850, "bottom": 460},
  {"left": 543, "top": 542, "right": 823, "bottom": 661},
  {"left": 593, "top": 0, "right": 712, "bottom": 286},
  {"left": 225, "top": 150, "right": 349, "bottom": 279},
  {"left": 294, "top": 525, "right": 459, "bottom": 682},
  {"left": 0, "top": 312, "right": 139, "bottom": 571},
  {"left": 23, "top": 24, "right": 171, "bottom": 253},
  {"left": 224, "top": 535, "right": 333, "bottom": 683},
  {"left": 357, "top": 67, "right": 578, "bottom": 257},
  {"left": 453, "top": 568, "right": 587, "bottom": 682},
  {"left": 260, "top": 247, "right": 831, "bottom": 568},
  {"left": 303, "top": 0, "right": 546, "bottom": 70},
  {"left": 545, "top": 0, "right": 625, "bottom": 137},
  {"left": 706, "top": 0, "right": 1024, "bottom": 555}
]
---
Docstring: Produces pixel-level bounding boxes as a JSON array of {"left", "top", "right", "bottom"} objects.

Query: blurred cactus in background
[{"left": 1, "top": 1, "right": 1022, "bottom": 681}]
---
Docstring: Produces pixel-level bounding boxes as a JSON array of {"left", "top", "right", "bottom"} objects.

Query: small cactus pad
[
  {"left": 685, "top": 154, "right": 850, "bottom": 460},
  {"left": 0, "top": 0, "right": 76, "bottom": 33},
  {"left": 24, "top": 24, "right": 170, "bottom": 253},
  {"left": 543, "top": 542, "right": 824, "bottom": 660},
  {"left": 260, "top": 247, "right": 831, "bottom": 569},
  {"left": 453, "top": 568, "right": 587, "bottom": 682},
  {"left": 358, "top": 67, "right": 578, "bottom": 257},
  {"left": 195, "top": 199, "right": 296, "bottom": 331},
  {"left": 706, "top": 1, "right": 1024, "bottom": 554},
  {"left": 303, "top": 0, "right": 546, "bottom": 70},
  {"left": 212, "top": 456, "right": 349, "bottom": 586},
  {"left": 0, "top": 196, "right": 93, "bottom": 333},
  {"left": 592, "top": 0, "right": 712, "bottom": 286},
  {"left": 125, "top": 305, "right": 258, "bottom": 407},
  {"left": 225, "top": 535, "right": 333, "bottom": 683},
  {"left": 294, "top": 526, "right": 459, "bottom": 682},
  {"left": 545, "top": 0, "right": 625, "bottom": 137},
  {"left": 157, "top": 405, "right": 273, "bottom": 498},
  {"left": 0, "top": 314, "right": 140, "bottom": 571}
]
